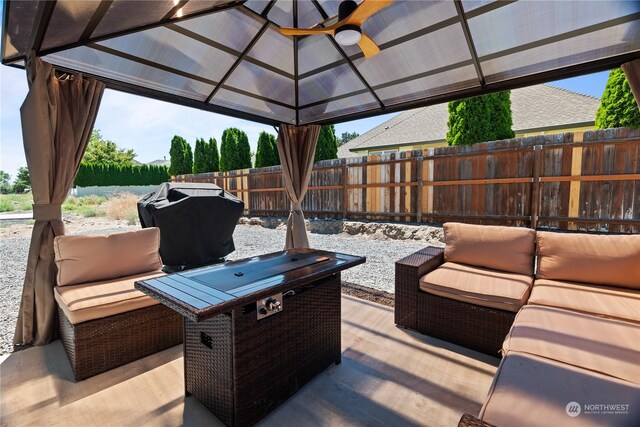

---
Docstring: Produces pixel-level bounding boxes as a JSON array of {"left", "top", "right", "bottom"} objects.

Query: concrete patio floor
[{"left": 1, "top": 294, "right": 499, "bottom": 426}]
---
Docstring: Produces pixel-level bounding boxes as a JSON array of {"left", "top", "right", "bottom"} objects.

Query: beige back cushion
[
  {"left": 536, "top": 231, "right": 640, "bottom": 289},
  {"left": 54, "top": 228, "right": 163, "bottom": 286},
  {"left": 443, "top": 222, "right": 535, "bottom": 275}
]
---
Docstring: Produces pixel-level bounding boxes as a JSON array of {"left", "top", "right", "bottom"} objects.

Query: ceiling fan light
[{"left": 334, "top": 25, "right": 362, "bottom": 46}]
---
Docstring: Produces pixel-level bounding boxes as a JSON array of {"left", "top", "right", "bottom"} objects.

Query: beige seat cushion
[
  {"left": 443, "top": 222, "right": 535, "bottom": 275},
  {"left": 54, "top": 270, "right": 165, "bottom": 324},
  {"left": 537, "top": 231, "right": 640, "bottom": 289},
  {"left": 54, "top": 228, "right": 163, "bottom": 286},
  {"left": 420, "top": 262, "right": 533, "bottom": 312},
  {"left": 529, "top": 279, "right": 640, "bottom": 323},
  {"left": 503, "top": 305, "right": 640, "bottom": 383},
  {"left": 480, "top": 351, "right": 640, "bottom": 427}
]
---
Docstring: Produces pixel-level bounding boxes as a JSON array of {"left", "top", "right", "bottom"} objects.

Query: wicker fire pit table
[{"left": 136, "top": 248, "right": 365, "bottom": 426}]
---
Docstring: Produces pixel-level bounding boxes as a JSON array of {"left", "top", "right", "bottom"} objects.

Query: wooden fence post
[
  {"left": 246, "top": 169, "right": 252, "bottom": 217},
  {"left": 416, "top": 154, "right": 423, "bottom": 223},
  {"left": 342, "top": 162, "right": 348, "bottom": 220},
  {"left": 530, "top": 145, "right": 542, "bottom": 229}
]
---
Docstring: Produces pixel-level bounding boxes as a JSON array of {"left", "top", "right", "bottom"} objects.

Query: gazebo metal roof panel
[{"left": 3, "top": 0, "right": 639, "bottom": 127}]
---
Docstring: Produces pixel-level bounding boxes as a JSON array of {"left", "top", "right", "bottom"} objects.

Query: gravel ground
[{"left": 0, "top": 223, "right": 439, "bottom": 356}]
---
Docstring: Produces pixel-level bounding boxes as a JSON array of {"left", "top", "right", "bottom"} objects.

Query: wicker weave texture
[
  {"left": 395, "top": 246, "right": 444, "bottom": 329},
  {"left": 184, "top": 314, "right": 234, "bottom": 425},
  {"left": 458, "top": 413, "right": 496, "bottom": 427},
  {"left": 416, "top": 292, "right": 515, "bottom": 356},
  {"left": 58, "top": 304, "right": 183, "bottom": 381},
  {"left": 184, "top": 274, "right": 341, "bottom": 426}
]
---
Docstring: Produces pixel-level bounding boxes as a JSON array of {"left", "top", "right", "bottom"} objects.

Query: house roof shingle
[{"left": 338, "top": 84, "right": 600, "bottom": 157}]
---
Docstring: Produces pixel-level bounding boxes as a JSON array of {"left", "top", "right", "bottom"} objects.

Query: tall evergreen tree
[
  {"left": 236, "top": 130, "right": 252, "bottom": 169},
  {"left": 220, "top": 128, "right": 238, "bottom": 172},
  {"left": 270, "top": 135, "right": 280, "bottom": 165},
  {"left": 169, "top": 135, "right": 189, "bottom": 176},
  {"left": 255, "top": 132, "right": 279, "bottom": 168},
  {"left": 208, "top": 137, "right": 220, "bottom": 172},
  {"left": 315, "top": 125, "right": 338, "bottom": 161},
  {"left": 193, "top": 138, "right": 208, "bottom": 173},
  {"left": 184, "top": 141, "right": 193, "bottom": 174},
  {"left": 446, "top": 91, "right": 514, "bottom": 146},
  {"left": 595, "top": 68, "right": 640, "bottom": 129}
]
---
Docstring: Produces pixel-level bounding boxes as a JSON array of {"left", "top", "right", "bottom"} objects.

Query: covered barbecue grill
[{"left": 138, "top": 182, "right": 244, "bottom": 271}]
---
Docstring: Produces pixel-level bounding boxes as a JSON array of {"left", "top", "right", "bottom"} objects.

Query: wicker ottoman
[{"left": 59, "top": 304, "right": 182, "bottom": 381}]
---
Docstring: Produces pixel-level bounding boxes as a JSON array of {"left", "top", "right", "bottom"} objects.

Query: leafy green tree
[
  {"left": 82, "top": 130, "right": 136, "bottom": 165},
  {"left": 338, "top": 131, "right": 359, "bottom": 146},
  {"left": 595, "top": 68, "right": 640, "bottom": 129},
  {"left": 169, "top": 135, "right": 192, "bottom": 176},
  {"left": 255, "top": 132, "right": 279, "bottom": 168},
  {"left": 193, "top": 138, "right": 208, "bottom": 173},
  {"left": 0, "top": 170, "right": 12, "bottom": 193},
  {"left": 220, "top": 128, "right": 238, "bottom": 172},
  {"left": 446, "top": 91, "right": 515, "bottom": 146},
  {"left": 185, "top": 141, "right": 193, "bottom": 173},
  {"left": 236, "top": 130, "right": 252, "bottom": 169},
  {"left": 315, "top": 125, "right": 338, "bottom": 161},
  {"left": 13, "top": 167, "right": 31, "bottom": 193},
  {"left": 208, "top": 137, "right": 220, "bottom": 172}
]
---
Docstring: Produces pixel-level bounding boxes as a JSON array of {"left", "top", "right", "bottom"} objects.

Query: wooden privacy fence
[{"left": 174, "top": 128, "right": 640, "bottom": 233}]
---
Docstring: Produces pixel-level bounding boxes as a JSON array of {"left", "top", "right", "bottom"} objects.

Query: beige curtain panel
[
  {"left": 622, "top": 59, "right": 640, "bottom": 109},
  {"left": 276, "top": 124, "right": 321, "bottom": 249},
  {"left": 14, "top": 55, "right": 105, "bottom": 346}
]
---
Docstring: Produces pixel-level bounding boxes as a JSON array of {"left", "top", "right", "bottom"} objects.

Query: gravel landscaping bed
[{"left": 0, "top": 223, "right": 441, "bottom": 355}]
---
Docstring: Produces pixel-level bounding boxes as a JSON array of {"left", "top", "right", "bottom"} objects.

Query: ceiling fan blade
[
  {"left": 279, "top": 27, "right": 335, "bottom": 36},
  {"left": 346, "top": 0, "right": 393, "bottom": 26},
  {"left": 358, "top": 32, "right": 381, "bottom": 58}
]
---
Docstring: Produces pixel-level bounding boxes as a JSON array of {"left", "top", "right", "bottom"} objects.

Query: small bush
[
  {"left": 105, "top": 193, "right": 139, "bottom": 221},
  {"left": 0, "top": 194, "right": 33, "bottom": 212},
  {"left": 0, "top": 198, "right": 12, "bottom": 212},
  {"left": 80, "top": 195, "right": 105, "bottom": 206},
  {"left": 78, "top": 206, "right": 98, "bottom": 217},
  {"left": 125, "top": 211, "right": 139, "bottom": 225},
  {"left": 64, "top": 196, "right": 80, "bottom": 206}
]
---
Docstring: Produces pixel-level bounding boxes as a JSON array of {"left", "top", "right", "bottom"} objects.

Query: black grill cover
[{"left": 138, "top": 182, "right": 244, "bottom": 268}]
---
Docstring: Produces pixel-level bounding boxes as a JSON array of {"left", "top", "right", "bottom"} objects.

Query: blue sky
[{"left": 0, "top": 60, "right": 609, "bottom": 179}]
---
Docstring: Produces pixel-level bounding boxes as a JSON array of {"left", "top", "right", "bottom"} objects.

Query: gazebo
[{"left": 2, "top": 0, "right": 640, "bottom": 425}]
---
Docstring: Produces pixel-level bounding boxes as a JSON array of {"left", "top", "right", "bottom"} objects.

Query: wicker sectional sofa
[
  {"left": 396, "top": 224, "right": 640, "bottom": 426},
  {"left": 54, "top": 228, "right": 182, "bottom": 381}
]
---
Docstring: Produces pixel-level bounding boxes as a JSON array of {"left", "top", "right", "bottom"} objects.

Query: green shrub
[
  {"left": 0, "top": 194, "right": 33, "bottom": 212},
  {"left": 446, "top": 91, "right": 515, "bottom": 146},
  {"left": 315, "top": 125, "right": 338, "bottom": 161},
  {"left": 169, "top": 135, "right": 192, "bottom": 176},
  {"left": 74, "top": 164, "right": 170, "bottom": 187},
  {"left": 78, "top": 206, "right": 98, "bottom": 217},
  {"left": 595, "top": 68, "right": 640, "bottom": 129},
  {"left": 208, "top": 137, "right": 220, "bottom": 172},
  {"left": 255, "top": 132, "right": 279, "bottom": 168},
  {"left": 0, "top": 198, "right": 12, "bottom": 212}
]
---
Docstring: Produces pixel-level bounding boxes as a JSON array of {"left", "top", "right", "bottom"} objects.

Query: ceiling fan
[{"left": 279, "top": 0, "right": 393, "bottom": 59}]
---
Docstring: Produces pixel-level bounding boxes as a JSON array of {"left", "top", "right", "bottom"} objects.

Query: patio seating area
[
  {"left": 397, "top": 224, "right": 640, "bottom": 425},
  {"left": 1, "top": 1, "right": 639, "bottom": 425},
  {"left": 1, "top": 294, "right": 498, "bottom": 426}
]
